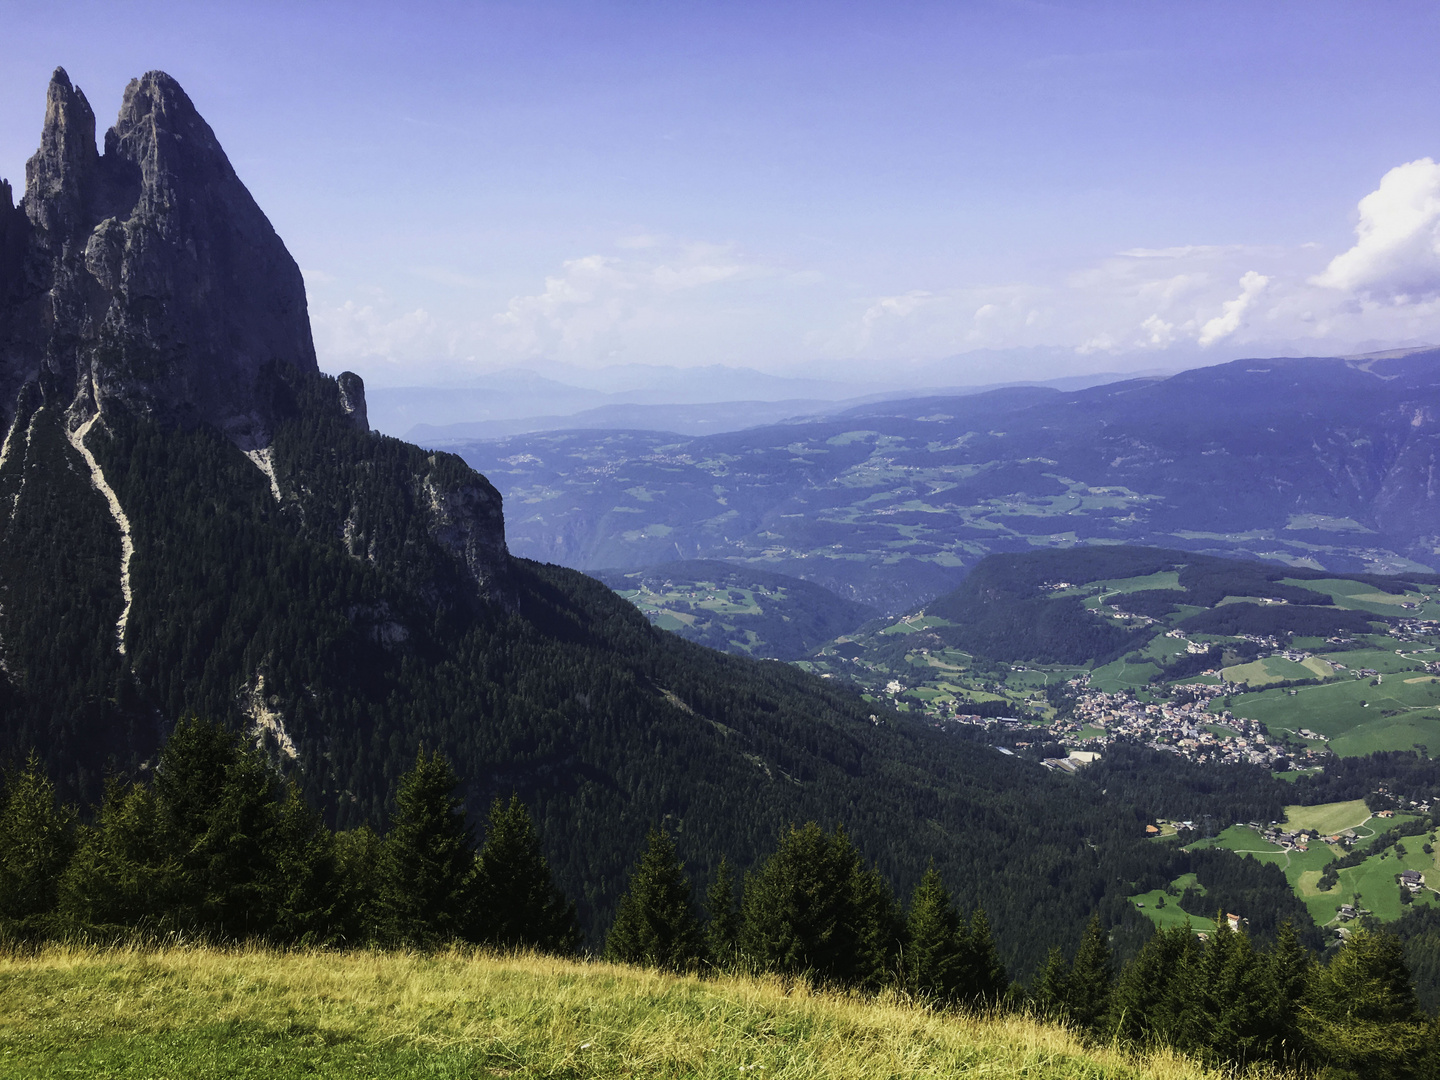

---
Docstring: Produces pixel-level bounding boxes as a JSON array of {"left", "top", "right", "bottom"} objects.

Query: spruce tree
[
  {"left": 705, "top": 855, "right": 739, "bottom": 966},
  {"left": 1204, "top": 919, "right": 1268, "bottom": 1066},
  {"left": 378, "top": 749, "right": 477, "bottom": 945},
  {"left": 966, "top": 907, "right": 1009, "bottom": 1006},
  {"left": 268, "top": 782, "right": 337, "bottom": 943},
  {"left": 1108, "top": 923, "right": 1199, "bottom": 1049},
  {"left": 472, "top": 795, "right": 578, "bottom": 953},
  {"left": 1031, "top": 945, "right": 1070, "bottom": 1021},
  {"left": 1258, "top": 920, "right": 1310, "bottom": 1064},
  {"left": 0, "top": 752, "right": 76, "bottom": 927},
  {"left": 903, "top": 865, "right": 965, "bottom": 1003},
  {"left": 605, "top": 827, "right": 703, "bottom": 971},
  {"left": 332, "top": 825, "right": 385, "bottom": 944},
  {"left": 739, "top": 822, "right": 894, "bottom": 988},
  {"left": 58, "top": 778, "right": 171, "bottom": 929},
  {"left": 1301, "top": 928, "right": 1426, "bottom": 1080},
  {"left": 1066, "top": 914, "right": 1114, "bottom": 1032}
]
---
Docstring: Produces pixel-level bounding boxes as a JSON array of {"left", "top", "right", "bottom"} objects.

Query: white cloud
[
  {"left": 492, "top": 242, "right": 770, "bottom": 364},
  {"left": 1198, "top": 271, "right": 1269, "bottom": 347},
  {"left": 1314, "top": 158, "right": 1440, "bottom": 300},
  {"left": 312, "top": 300, "right": 439, "bottom": 362}
]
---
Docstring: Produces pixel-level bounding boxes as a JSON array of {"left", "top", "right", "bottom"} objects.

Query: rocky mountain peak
[{"left": 1, "top": 67, "right": 325, "bottom": 448}]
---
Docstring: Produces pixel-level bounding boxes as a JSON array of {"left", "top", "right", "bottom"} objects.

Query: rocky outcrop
[
  {"left": 418, "top": 454, "right": 513, "bottom": 608},
  {"left": 0, "top": 68, "right": 317, "bottom": 447},
  {"left": 0, "top": 67, "right": 512, "bottom": 622}
]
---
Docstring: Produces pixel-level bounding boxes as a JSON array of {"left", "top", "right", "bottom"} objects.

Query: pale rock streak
[
  {"left": 244, "top": 446, "right": 282, "bottom": 503},
  {"left": 68, "top": 412, "right": 134, "bottom": 654}
]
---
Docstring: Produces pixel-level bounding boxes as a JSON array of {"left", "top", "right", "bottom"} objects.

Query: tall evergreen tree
[
  {"left": 1301, "top": 928, "right": 1426, "bottom": 1080},
  {"left": 472, "top": 795, "right": 578, "bottom": 953},
  {"left": 1066, "top": 914, "right": 1114, "bottom": 1032},
  {"left": 605, "top": 828, "right": 703, "bottom": 971},
  {"left": 378, "top": 749, "right": 477, "bottom": 945},
  {"left": 739, "top": 822, "right": 895, "bottom": 989},
  {"left": 903, "top": 865, "right": 966, "bottom": 1003},
  {"left": 1108, "top": 923, "right": 1199, "bottom": 1049},
  {"left": 58, "top": 778, "right": 171, "bottom": 929},
  {"left": 0, "top": 752, "right": 76, "bottom": 926},
  {"left": 966, "top": 907, "right": 1009, "bottom": 1005},
  {"left": 705, "top": 855, "right": 739, "bottom": 966},
  {"left": 1257, "top": 920, "right": 1310, "bottom": 1064},
  {"left": 332, "top": 825, "right": 385, "bottom": 945},
  {"left": 1203, "top": 917, "right": 1268, "bottom": 1066},
  {"left": 268, "top": 782, "right": 337, "bottom": 943},
  {"left": 1031, "top": 945, "right": 1070, "bottom": 1021}
]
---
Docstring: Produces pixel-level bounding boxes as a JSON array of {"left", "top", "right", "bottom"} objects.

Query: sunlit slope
[{"left": 0, "top": 945, "right": 1240, "bottom": 1080}]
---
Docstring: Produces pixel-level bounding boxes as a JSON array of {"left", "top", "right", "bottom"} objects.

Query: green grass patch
[
  {"left": 0, "top": 946, "right": 1230, "bottom": 1080},
  {"left": 1282, "top": 800, "right": 1372, "bottom": 835}
]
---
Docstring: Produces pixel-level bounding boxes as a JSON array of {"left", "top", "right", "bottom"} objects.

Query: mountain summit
[{"left": 0, "top": 68, "right": 318, "bottom": 448}]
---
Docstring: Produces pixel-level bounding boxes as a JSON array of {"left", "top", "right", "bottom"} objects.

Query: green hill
[{"left": 594, "top": 560, "right": 876, "bottom": 660}]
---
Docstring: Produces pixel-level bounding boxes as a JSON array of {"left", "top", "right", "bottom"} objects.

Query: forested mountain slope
[{"left": 454, "top": 351, "right": 1440, "bottom": 612}]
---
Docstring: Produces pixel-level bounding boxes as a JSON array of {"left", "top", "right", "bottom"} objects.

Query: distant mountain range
[
  {"left": 368, "top": 369, "right": 1155, "bottom": 441},
  {"left": 451, "top": 351, "right": 1440, "bottom": 613}
]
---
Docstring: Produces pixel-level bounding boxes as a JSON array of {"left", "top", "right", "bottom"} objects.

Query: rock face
[
  {"left": 0, "top": 68, "right": 318, "bottom": 447},
  {"left": 0, "top": 68, "right": 511, "bottom": 612}
]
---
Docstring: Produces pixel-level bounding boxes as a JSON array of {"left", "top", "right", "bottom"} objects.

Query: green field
[
  {"left": 1219, "top": 655, "right": 1328, "bottom": 687},
  {"left": 1282, "top": 800, "right": 1373, "bottom": 835},
  {"left": 1221, "top": 675, "right": 1440, "bottom": 753},
  {"left": 0, "top": 946, "right": 1231, "bottom": 1080}
]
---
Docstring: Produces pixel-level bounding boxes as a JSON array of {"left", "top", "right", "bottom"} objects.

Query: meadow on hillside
[{"left": 0, "top": 944, "right": 1257, "bottom": 1080}]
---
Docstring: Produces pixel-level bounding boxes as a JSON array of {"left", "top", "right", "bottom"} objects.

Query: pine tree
[
  {"left": 1031, "top": 945, "right": 1071, "bottom": 1021},
  {"left": 739, "top": 822, "right": 894, "bottom": 988},
  {"left": 1257, "top": 920, "right": 1310, "bottom": 1064},
  {"left": 58, "top": 778, "right": 171, "bottom": 929},
  {"left": 1301, "top": 928, "right": 1426, "bottom": 1080},
  {"left": 0, "top": 752, "right": 76, "bottom": 927},
  {"left": 903, "top": 865, "right": 965, "bottom": 1003},
  {"left": 1066, "top": 914, "right": 1114, "bottom": 1032},
  {"left": 332, "top": 825, "right": 385, "bottom": 944},
  {"left": 1205, "top": 918, "right": 1268, "bottom": 1066},
  {"left": 966, "top": 907, "right": 1009, "bottom": 1006},
  {"left": 705, "top": 855, "right": 739, "bottom": 966},
  {"left": 189, "top": 739, "right": 286, "bottom": 937},
  {"left": 378, "top": 749, "right": 477, "bottom": 945},
  {"left": 268, "top": 782, "right": 337, "bottom": 943},
  {"left": 472, "top": 795, "right": 578, "bottom": 953},
  {"left": 605, "top": 828, "right": 703, "bottom": 971},
  {"left": 1108, "top": 923, "right": 1199, "bottom": 1049}
]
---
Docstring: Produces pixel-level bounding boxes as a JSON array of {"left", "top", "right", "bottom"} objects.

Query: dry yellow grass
[{"left": 0, "top": 944, "right": 1285, "bottom": 1078}]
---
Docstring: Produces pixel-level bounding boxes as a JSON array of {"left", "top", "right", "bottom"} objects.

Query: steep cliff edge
[
  {"left": 0, "top": 69, "right": 514, "bottom": 786},
  {"left": 2, "top": 67, "right": 316, "bottom": 446}
]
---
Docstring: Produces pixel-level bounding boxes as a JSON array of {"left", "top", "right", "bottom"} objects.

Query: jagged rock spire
[{"left": 0, "top": 67, "right": 326, "bottom": 447}]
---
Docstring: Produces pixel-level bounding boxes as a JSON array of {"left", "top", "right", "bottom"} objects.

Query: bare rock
[{"left": 0, "top": 67, "right": 317, "bottom": 445}]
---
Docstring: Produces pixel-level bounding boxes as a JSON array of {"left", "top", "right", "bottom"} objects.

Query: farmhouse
[{"left": 1401, "top": 869, "right": 1425, "bottom": 892}]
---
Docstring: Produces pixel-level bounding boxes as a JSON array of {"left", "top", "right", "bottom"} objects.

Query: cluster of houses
[{"left": 1060, "top": 679, "right": 1301, "bottom": 768}]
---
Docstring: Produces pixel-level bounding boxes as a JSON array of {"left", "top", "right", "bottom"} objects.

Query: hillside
[
  {"left": 593, "top": 559, "right": 875, "bottom": 659},
  {"left": 452, "top": 353, "right": 1440, "bottom": 613},
  {"left": 0, "top": 946, "right": 1236, "bottom": 1080}
]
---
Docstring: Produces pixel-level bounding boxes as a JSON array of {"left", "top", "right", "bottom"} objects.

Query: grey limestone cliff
[
  {"left": 0, "top": 68, "right": 512, "bottom": 608},
  {"left": 0, "top": 68, "right": 317, "bottom": 447}
]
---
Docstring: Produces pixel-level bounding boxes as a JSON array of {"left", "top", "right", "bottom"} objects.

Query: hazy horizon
[{"left": 5, "top": 2, "right": 1440, "bottom": 392}]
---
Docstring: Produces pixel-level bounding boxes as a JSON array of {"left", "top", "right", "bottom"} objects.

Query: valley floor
[{"left": 0, "top": 945, "right": 1259, "bottom": 1079}]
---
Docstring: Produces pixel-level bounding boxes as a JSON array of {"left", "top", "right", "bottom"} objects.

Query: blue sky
[{"left": 5, "top": 1, "right": 1440, "bottom": 389}]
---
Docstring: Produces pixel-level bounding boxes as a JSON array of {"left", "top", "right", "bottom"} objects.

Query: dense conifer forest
[{"left": 1, "top": 736, "right": 1435, "bottom": 1078}]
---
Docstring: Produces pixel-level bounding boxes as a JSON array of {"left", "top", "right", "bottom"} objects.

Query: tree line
[{"left": 2, "top": 724, "right": 1436, "bottom": 1077}]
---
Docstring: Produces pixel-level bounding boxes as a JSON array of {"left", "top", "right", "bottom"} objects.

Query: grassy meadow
[{"left": 0, "top": 944, "right": 1269, "bottom": 1079}]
